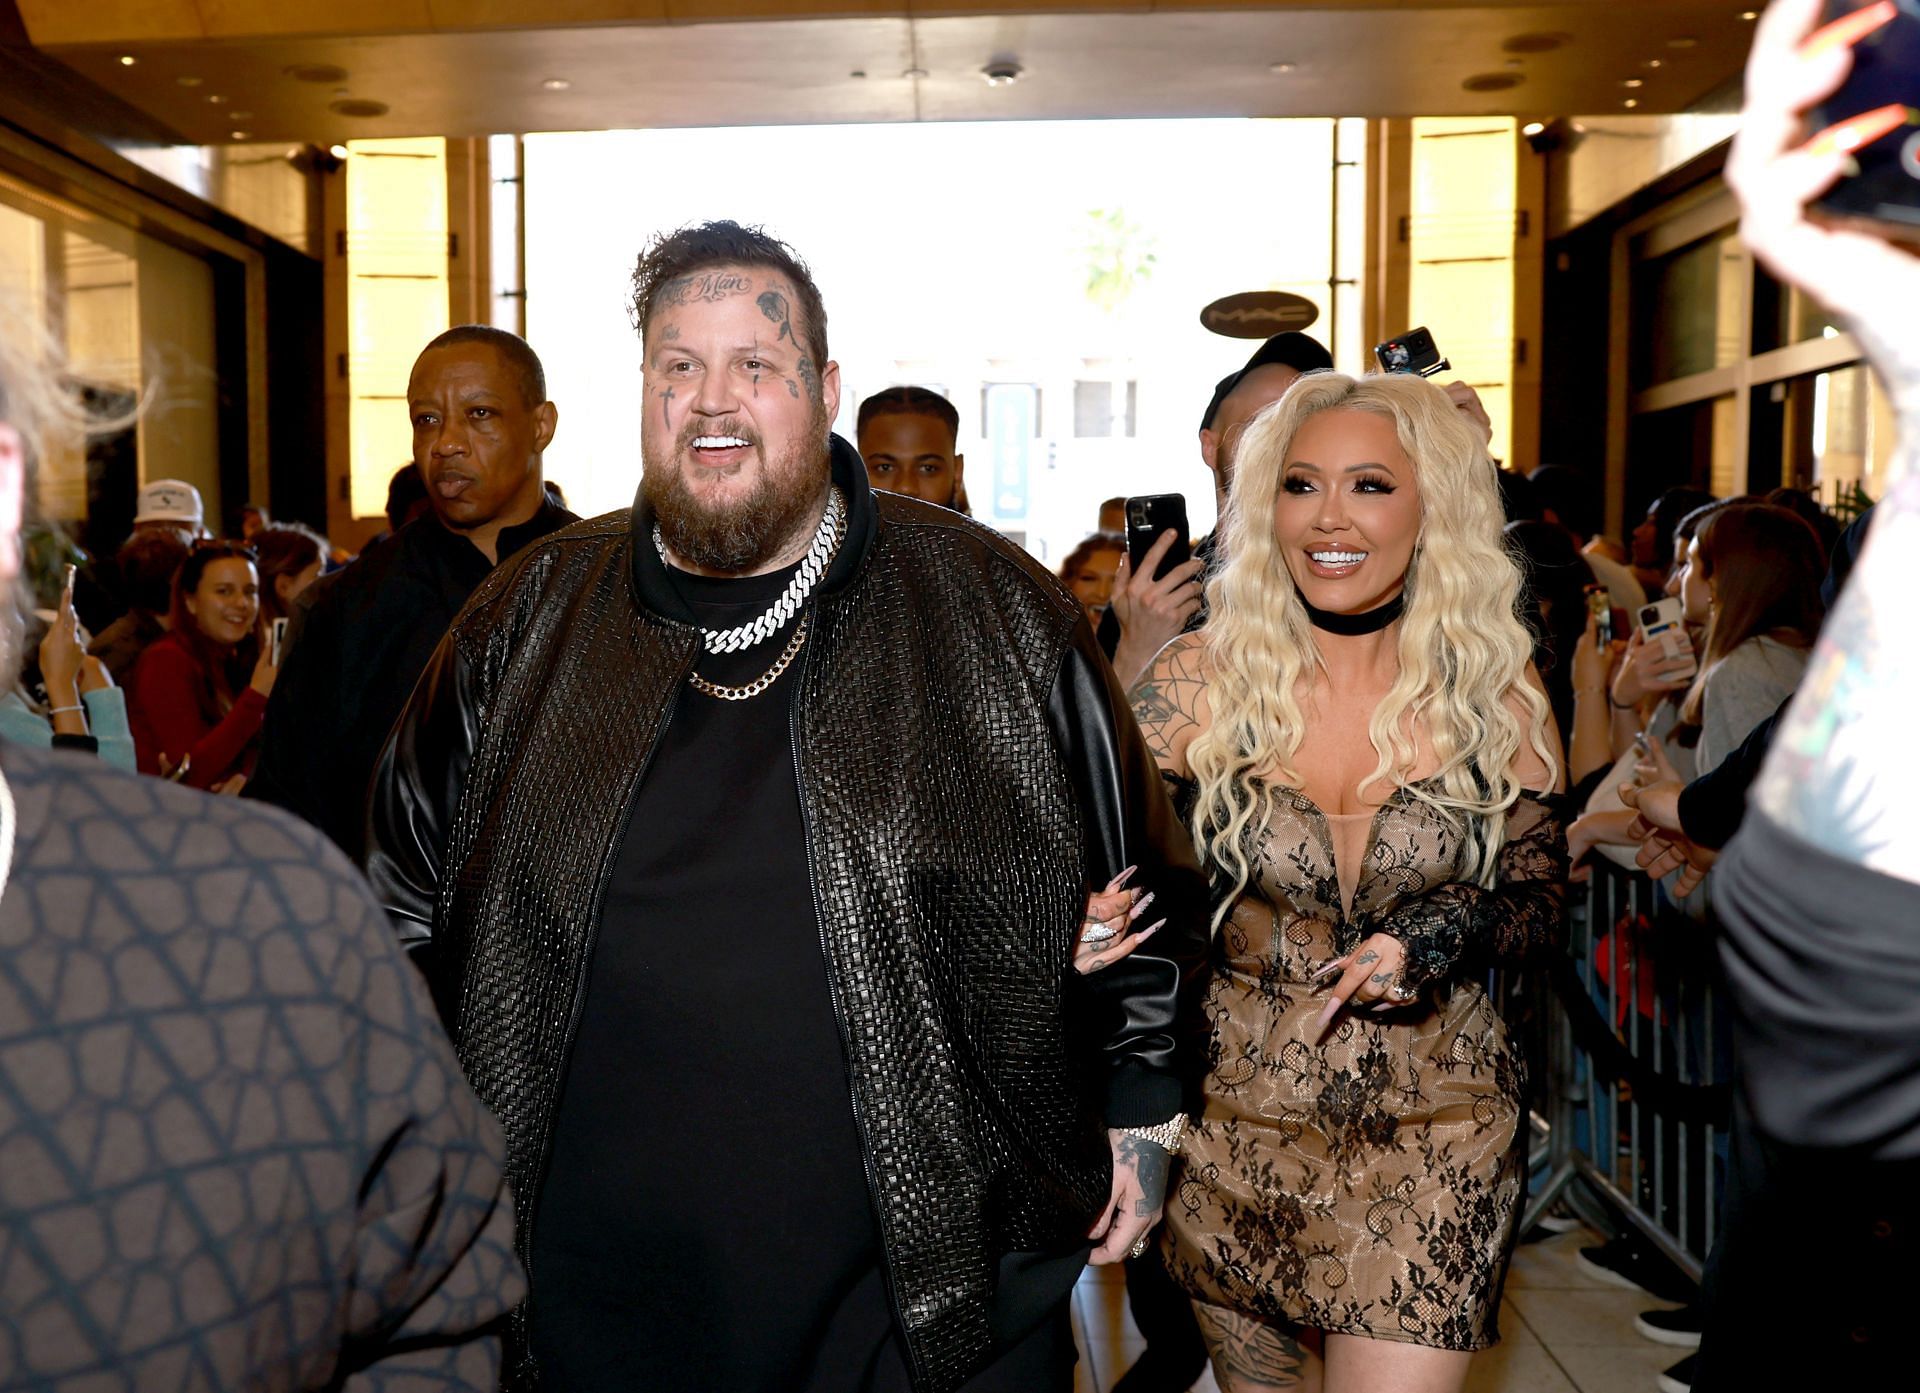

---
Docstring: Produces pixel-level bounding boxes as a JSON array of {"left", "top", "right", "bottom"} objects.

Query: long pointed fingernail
[
  {"left": 1107, "top": 865, "right": 1138, "bottom": 892},
  {"left": 1309, "top": 957, "right": 1345, "bottom": 983},
  {"left": 1136, "top": 920, "right": 1165, "bottom": 941},
  {"left": 1314, "top": 996, "right": 1344, "bottom": 1033},
  {"left": 1803, "top": 1, "right": 1897, "bottom": 60},
  {"left": 1127, "top": 891, "right": 1157, "bottom": 923},
  {"left": 1807, "top": 103, "right": 1916, "bottom": 158}
]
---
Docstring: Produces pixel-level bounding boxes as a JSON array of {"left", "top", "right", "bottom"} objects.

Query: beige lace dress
[{"left": 1162, "top": 777, "right": 1568, "bottom": 1350}]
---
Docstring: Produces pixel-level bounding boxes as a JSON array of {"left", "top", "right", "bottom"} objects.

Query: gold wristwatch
[{"left": 1119, "top": 1115, "right": 1188, "bottom": 1155}]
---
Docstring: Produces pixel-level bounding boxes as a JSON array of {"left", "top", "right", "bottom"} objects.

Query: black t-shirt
[{"left": 527, "top": 561, "right": 887, "bottom": 1389}]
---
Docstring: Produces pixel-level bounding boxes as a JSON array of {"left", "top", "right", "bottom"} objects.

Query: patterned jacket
[{"left": 0, "top": 744, "right": 522, "bottom": 1391}]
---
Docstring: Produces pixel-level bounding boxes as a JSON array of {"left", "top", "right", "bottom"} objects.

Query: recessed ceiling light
[
  {"left": 1667, "top": 37, "right": 1698, "bottom": 49},
  {"left": 1740, "top": 10, "right": 1758, "bottom": 19},
  {"left": 1269, "top": 61, "right": 1297, "bottom": 75},
  {"left": 541, "top": 77, "right": 571, "bottom": 91},
  {"left": 177, "top": 76, "right": 203, "bottom": 87},
  {"left": 329, "top": 144, "right": 351, "bottom": 159},
  {"left": 230, "top": 130, "right": 251, "bottom": 140},
  {"left": 208, "top": 94, "right": 227, "bottom": 104},
  {"left": 329, "top": 98, "right": 389, "bottom": 117},
  {"left": 1624, "top": 98, "right": 1639, "bottom": 109},
  {"left": 903, "top": 66, "right": 929, "bottom": 79},
  {"left": 849, "top": 69, "right": 867, "bottom": 79},
  {"left": 1522, "top": 121, "right": 1547, "bottom": 136},
  {"left": 117, "top": 55, "right": 136, "bottom": 67},
  {"left": 1646, "top": 59, "right": 1664, "bottom": 69},
  {"left": 981, "top": 60, "right": 1023, "bottom": 86},
  {"left": 1623, "top": 78, "right": 1644, "bottom": 89},
  {"left": 231, "top": 111, "right": 253, "bottom": 121}
]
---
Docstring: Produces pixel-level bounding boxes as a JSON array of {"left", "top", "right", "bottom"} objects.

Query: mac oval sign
[{"left": 1200, "top": 291, "right": 1320, "bottom": 339}]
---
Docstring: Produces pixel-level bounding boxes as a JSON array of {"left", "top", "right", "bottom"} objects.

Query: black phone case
[
  {"left": 1125, "top": 495, "right": 1192, "bottom": 581},
  {"left": 1811, "top": 1, "right": 1920, "bottom": 232}
]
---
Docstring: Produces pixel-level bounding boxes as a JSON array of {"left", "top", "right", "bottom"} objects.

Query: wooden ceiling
[{"left": 16, "top": 2, "right": 1758, "bottom": 144}]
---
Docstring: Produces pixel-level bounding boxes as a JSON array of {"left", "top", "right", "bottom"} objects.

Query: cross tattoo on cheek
[{"left": 659, "top": 386, "right": 675, "bottom": 433}]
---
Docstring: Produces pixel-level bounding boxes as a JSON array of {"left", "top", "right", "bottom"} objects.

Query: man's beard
[{"left": 643, "top": 407, "right": 830, "bottom": 573}]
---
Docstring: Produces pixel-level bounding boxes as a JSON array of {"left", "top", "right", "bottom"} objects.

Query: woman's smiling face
[{"left": 1273, "top": 408, "right": 1422, "bottom": 615}]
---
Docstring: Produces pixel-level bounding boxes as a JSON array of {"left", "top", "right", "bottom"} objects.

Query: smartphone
[
  {"left": 269, "top": 616, "right": 289, "bottom": 667},
  {"left": 1125, "top": 494, "right": 1191, "bottom": 581},
  {"left": 1635, "top": 597, "right": 1698, "bottom": 679},
  {"left": 1810, "top": 1, "right": 1920, "bottom": 236},
  {"left": 1373, "top": 327, "right": 1452, "bottom": 378},
  {"left": 1585, "top": 584, "right": 1614, "bottom": 648}
]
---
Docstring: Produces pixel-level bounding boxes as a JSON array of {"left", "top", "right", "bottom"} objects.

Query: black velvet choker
[{"left": 1298, "top": 590, "right": 1405, "bottom": 636}]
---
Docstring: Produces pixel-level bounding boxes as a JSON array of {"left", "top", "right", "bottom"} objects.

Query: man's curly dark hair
[{"left": 628, "top": 220, "right": 829, "bottom": 374}]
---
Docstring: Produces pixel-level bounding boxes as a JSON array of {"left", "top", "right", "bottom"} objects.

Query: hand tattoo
[
  {"left": 1355, "top": 950, "right": 1380, "bottom": 967},
  {"left": 1116, "top": 1134, "right": 1170, "bottom": 1217}
]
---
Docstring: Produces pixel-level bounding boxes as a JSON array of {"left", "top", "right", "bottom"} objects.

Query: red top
[{"left": 126, "top": 631, "right": 267, "bottom": 790}]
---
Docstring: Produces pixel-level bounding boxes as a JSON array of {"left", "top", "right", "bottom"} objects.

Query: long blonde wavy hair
[{"left": 1188, "top": 372, "right": 1557, "bottom": 926}]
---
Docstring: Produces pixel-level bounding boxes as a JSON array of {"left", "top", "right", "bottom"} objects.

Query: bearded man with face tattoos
[{"left": 366, "top": 222, "right": 1208, "bottom": 1393}]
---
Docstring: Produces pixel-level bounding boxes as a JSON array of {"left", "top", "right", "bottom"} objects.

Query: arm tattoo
[
  {"left": 1128, "top": 637, "right": 1206, "bottom": 770},
  {"left": 1115, "top": 1133, "right": 1170, "bottom": 1216},
  {"left": 1755, "top": 473, "right": 1920, "bottom": 887},
  {"left": 1193, "top": 1304, "right": 1310, "bottom": 1389}
]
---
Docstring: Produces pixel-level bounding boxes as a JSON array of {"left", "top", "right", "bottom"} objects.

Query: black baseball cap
[{"left": 1199, "top": 331, "right": 1333, "bottom": 432}]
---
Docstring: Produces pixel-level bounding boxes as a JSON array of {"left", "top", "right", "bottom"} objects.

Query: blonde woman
[{"left": 1126, "top": 372, "right": 1567, "bottom": 1392}]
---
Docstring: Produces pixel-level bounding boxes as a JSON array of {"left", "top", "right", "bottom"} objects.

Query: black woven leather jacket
[{"left": 366, "top": 439, "right": 1210, "bottom": 1392}]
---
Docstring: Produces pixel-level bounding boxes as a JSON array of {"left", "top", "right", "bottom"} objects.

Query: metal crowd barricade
[{"left": 1507, "top": 859, "right": 1732, "bottom": 1284}]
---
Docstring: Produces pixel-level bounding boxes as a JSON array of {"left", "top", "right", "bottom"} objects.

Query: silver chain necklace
[{"left": 652, "top": 488, "right": 847, "bottom": 654}]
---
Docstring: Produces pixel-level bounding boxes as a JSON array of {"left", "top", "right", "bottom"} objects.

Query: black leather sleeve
[
  {"left": 364, "top": 630, "right": 484, "bottom": 1012},
  {"left": 1047, "top": 614, "right": 1212, "bottom": 1128}
]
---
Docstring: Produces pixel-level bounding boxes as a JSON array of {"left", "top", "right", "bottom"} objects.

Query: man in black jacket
[
  {"left": 365, "top": 221, "right": 1209, "bottom": 1393},
  {"left": 246, "top": 325, "right": 576, "bottom": 858}
]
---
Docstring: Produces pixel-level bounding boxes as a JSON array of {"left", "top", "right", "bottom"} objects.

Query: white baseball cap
[{"left": 134, "top": 478, "right": 205, "bottom": 528}]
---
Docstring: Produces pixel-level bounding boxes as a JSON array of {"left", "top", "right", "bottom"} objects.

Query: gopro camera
[{"left": 1373, "top": 326, "right": 1451, "bottom": 378}]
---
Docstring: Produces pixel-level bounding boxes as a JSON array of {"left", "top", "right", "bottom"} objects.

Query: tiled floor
[{"left": 1068, "top": 1228, "right": 1689, "bottom": 1393}]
